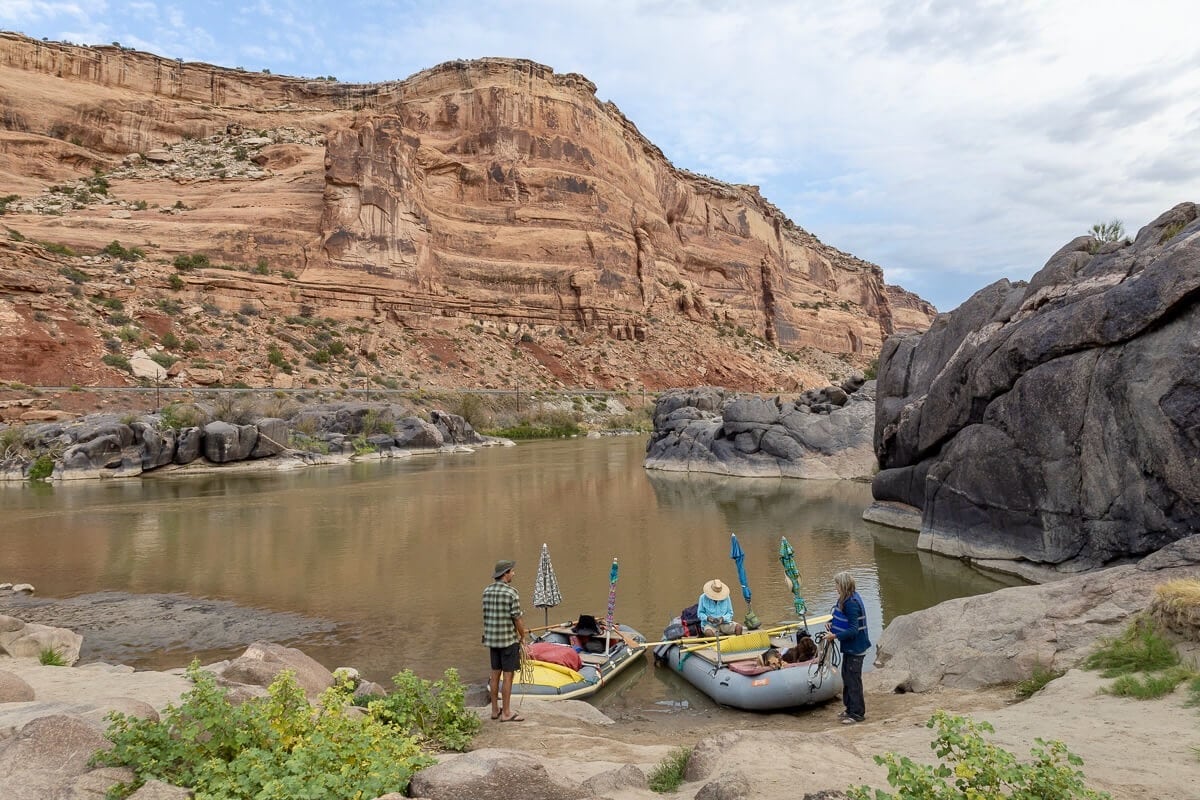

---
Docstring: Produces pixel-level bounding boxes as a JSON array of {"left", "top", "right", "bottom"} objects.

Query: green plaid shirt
[{"left": 481, "top": 580, "right": 523, "bottom": 648}]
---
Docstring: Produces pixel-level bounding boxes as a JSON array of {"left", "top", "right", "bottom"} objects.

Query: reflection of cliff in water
[
  {"left": 644, "top": 471, "right": 873, "bottom": 535},
  {"left": 869, "top": 522, "right": 1027, "bottom": 624}
]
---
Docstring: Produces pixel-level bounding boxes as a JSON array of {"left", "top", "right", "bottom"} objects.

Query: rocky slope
[
  {"left": 0, "top": 32, "right": 934, "bottom": 399},
  {"left": 871, "top": 203, "right": 1199, "bottom": 573}
]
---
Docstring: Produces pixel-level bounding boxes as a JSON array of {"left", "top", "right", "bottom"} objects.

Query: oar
[{"left": 641, "top": 616, "right": 832, "bottom": 649}]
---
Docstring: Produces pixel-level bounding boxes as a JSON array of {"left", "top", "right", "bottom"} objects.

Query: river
[{"left": 0, "top": 435, "right": 1020, "bottom": 712}]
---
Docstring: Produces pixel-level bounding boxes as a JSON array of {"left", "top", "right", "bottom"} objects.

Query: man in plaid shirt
[{"left": 483, "top": 559, "right": 528, "bottom": 722}]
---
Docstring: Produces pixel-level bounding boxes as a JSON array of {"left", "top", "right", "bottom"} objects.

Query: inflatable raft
[
  {"left": 653, "top": 624, "right": 842, "bottom": 711},
  {"left": 511, "top": 621, "right": 647, "bottom": 700}
]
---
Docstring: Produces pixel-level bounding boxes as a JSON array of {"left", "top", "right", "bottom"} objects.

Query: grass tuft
[
  {"left": 1015, "top": 664, "right": 1065, "bottom": 699},
  {"left": 648, "top": 746, "right": 691, "bottom": 793},
  {"left": 1083, "top": 616, "right": 1178, "bottom": 677},
  {"left": 39, "top": 646, "right": 67, "bottom": 666}
]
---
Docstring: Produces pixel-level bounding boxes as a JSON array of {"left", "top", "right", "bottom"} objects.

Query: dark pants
[{"left": 841, "top": 652, "right": 866, "bottom": 720}]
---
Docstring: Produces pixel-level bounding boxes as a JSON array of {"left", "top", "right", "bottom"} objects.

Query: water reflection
[{"left": 0, "top": 437, "right": 1019, "bottom": 705}]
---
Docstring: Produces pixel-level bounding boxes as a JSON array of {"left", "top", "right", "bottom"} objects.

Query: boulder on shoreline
[{"left": 645, "top": 378, "right": 877, "bottom": 479}]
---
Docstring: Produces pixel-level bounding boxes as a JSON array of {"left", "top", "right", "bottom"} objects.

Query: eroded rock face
[
  {"left": 645, "top": 379, "right": 877, "bottom": 479},
  {"left": 873, "top": 204, "right": 1200, "bottom": 571},
  {"left": 0, "top": 33, "right": 936, "bottom": 398}
]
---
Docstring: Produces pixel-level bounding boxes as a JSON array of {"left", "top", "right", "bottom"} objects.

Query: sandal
[
  {"left": 490, "top": 710, "right": 501, "bottom": 720},
  {"left": 500, "top": 712, "right": 525, "bottom": 722}
]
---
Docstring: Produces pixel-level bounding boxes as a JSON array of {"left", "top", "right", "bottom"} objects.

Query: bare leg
[
  {"left": 500, "top": 669, "right": 514, "bottom": 717},
  {"left": 489, "top": 669, "right": 502, "bottom": 717}
]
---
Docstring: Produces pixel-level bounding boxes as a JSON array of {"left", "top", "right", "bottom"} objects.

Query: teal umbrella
[
  {"left": 729, "top": 533, "right": 759, "bottom": 630},
  {"left": 779, "top": 536, "right": 807, "bottom": 620}
]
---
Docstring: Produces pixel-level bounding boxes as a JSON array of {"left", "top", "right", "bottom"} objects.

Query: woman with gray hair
[{"left": 826, "top": 571, "right": 871, "bottom": 723}]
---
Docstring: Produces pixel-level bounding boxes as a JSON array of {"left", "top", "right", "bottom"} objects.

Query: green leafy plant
[
  {"left": 1087, "top": 219, "right": 1127, "bottom": 253},
  {"left": 173, "top": 253, "right": 210, "bottom": 272},
  {"left": 648, "top": 746, "right": 691, "bottom": 793},
  {"left": 38, "top": 646, "right": 67, "bottom": 666},
  {"left": 362, "top": 408, "right": 395, "bottom": 436},
  {"left": 59, "top": 265, "right": 89, "bottom": 284},
  {"left": 849, "top": 711, "right": 1109, "bottom": 800},
  {"left": 0, "top": 194, "right": 18, "bottom": 214},
  {"left": 92, "top": 663, "right": 435, "bottom": 799},
  {"left": 366, "top": 668, "right": 480, "bottom": 752},
  {"left": 28, "top": 454, "right": 54, "bottom": 481}
]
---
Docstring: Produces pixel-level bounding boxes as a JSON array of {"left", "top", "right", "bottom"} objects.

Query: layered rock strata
[
  {"left": 871, "top": 203, "right": 1200, "bottom": 571},
  {"left": 0, "top": 33, "right": 936, "bottom": 395},
  {"left": 644, "top": 377, "right": 877, "bottom": 479}
]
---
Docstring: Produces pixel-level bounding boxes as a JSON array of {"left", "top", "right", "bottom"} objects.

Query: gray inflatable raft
[{"left": 653, "top": 628, "right": 842, "bottom": 711}]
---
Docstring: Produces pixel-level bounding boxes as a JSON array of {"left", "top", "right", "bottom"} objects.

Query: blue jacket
[{"left": 832, "top": 592, "right": 871, "bottom": 656}]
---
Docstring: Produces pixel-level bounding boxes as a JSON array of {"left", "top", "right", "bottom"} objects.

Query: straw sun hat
[{"left": 702, "top": 578, "right": 730, "bottom": 602}]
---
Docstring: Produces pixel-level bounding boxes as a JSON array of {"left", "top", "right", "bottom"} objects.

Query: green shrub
[
  {"left": 8, "top": 229, "right": 25, "bottom": 241},
  {"left": 92, "top": 664, "right": 435, "bottom": 799},
  {"left": 28, "top": 454, "right": 54, "bottom": 481},
  {"left": 362, "top": 409, "right": 395, "bottom": 436},
  {"left": 101, "top": 241, "right": 145, "bottom": 261},
  {"left": 1083, "top": 617, "right": 1178, "bottom": 677},
  {"left": 150, "top": 352, "right": 177, "bottom": 369},
  {"left": 159, "top": 403, "right": 204, "bottom": 430},
  {"left": 102, "top": 353, "right": 132, "bottom": 372},
  {"left": 849, "top": 711, "right": 1109, "bottom": 800},
  {"left": 367, "top": 668, "right": 480, "bottom": 752},
  {"left": 168, "top": 274, "right": 185, "bottom": 291},
  {"left": 648, "top": 746, "right": 691, "bottom": 793},
  {"left": 38, "top": 646, "right": 67, "bottom": 666},
  {"left": 160, "top": 332, "right": 181, "bottom": 348},
  {"left": 0, "top": 194, "right": 18, "bottom": 214},
  {"left": 40, "top": 240, "right": 76, "bottom": 256},
  {"left": 173, "top": 253, "right": 210, "bottom": 272},
  {"left": 59, "top": 265, "right": 89, "bottom": 284}
]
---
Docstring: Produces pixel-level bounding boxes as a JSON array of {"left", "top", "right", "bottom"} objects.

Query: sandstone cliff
[
  {"left": 0, "top": 33, "right": 934, "bottom": 395},
  {"left": 872, "top": 203, "right": 1199, "bottom": 572}
]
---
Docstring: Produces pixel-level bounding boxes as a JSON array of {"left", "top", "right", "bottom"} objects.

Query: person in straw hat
[
  {"left": 697, "top": 578, "right": 743, "bottom": 638},
  {"left": 482, "top": 559, "right": 529, "bottom": 722}
]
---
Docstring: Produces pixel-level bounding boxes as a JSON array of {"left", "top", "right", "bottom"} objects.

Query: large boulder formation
[
  {"left": 871, "top": 535, "right": 1200, "bottom": 693},
  {"left": 872, "top": 203, "right": 1200, "bottom": 572},
  {"left": 645, "top": 376, "right": 877, "bottom": 479}
]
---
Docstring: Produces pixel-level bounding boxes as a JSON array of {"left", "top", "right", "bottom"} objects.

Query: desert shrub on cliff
[
  {"left": 850, "top": 711, "right": 1109, "bottom": 800},
  {"left": 93, "top": 663, "right": 437, "bottom": 799}
]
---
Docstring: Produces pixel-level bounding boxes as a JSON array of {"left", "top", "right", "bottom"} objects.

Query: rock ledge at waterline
[
  {"left": 644, "top": 377, "right": 876, "bottom": 479},
  {"left": 3, "top": 538, "right": 1200, "bottom": 798},
  {"left": 0, "top": 404, "right": 501, "bottom": 481}
]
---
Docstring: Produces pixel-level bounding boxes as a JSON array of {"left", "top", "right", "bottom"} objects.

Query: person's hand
[{"left": 707, "top": 616, "right": 720, "bottom": 624}]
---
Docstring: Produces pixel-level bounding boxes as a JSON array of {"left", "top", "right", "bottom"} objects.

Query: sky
[{"left": 3, "top": 1, "right": 1199, "bottom": 311}]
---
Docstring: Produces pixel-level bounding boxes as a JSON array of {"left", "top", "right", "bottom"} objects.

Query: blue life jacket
[{"left": 830, "top": 592, "right": 871, "bottom": 655}]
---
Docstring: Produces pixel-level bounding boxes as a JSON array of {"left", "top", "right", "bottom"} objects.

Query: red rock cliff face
[
  {"left": 308, "top": 58, "right": 933, "bottom": 354},
  {"left": 0, "top": 33, "right": 935, "bottom": 394}
]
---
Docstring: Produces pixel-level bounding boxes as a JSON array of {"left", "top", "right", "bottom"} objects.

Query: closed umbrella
[
  {"left": 532, "top": 543, "right": 563, "bottom": 627},
  {"left": 729, "top": 533, "right": 759, "bottom": 630},
  {"left": 779, "top": 536, "right": 808, "bottom": 622},
  {"left": 604, "top": 557, "right": 619, "bottom": 654}
]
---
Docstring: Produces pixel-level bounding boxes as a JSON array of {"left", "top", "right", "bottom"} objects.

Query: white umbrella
[{"left": 532, "top": 542, "right": 563, "bottom": 626}]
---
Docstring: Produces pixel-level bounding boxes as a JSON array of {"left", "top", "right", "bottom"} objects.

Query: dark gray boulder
[
  {"left": 873, "top": 202, "right": 1200, "bottom": 571},
  {"left": 250, "top": 418, "right": 288, "bottom": 458},
  {"left": 203, "top": 421, "right": 258, "bottom": 463},
  {"left": 430, "top": 410, "right": 483, "bottom": 445},
  {"left": 173, "top": 426, "right": 202, "bottom": 464},
  {"left": 646, "top": 384, "right": 878, "bottom": 479},
  {"left": 133, "top": 421, "right": 176, "bottom": 469},
  {"left": 393, "top": 417, "right": 444, "bottom": 448}
]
